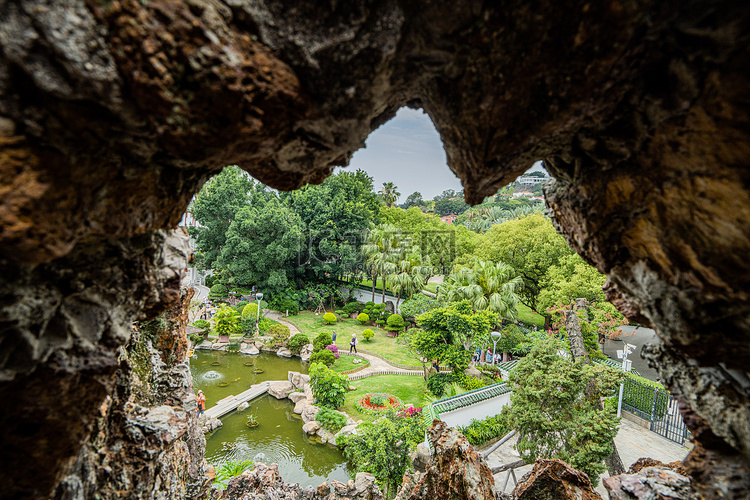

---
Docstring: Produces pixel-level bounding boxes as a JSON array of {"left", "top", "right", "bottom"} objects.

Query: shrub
[
  {"left": 234, "top": 300, "right": 249, "bottom": 314},
  {"left": 356, "top": 313, "right": 370, "bottom": 325},
  {"left": 192, "top": 319, "right": 210, "bottom": 331},
  {"left": 214, "top": 305, "right": 240, "bottom": 335},
  {"left": 189, "top": 333, "right": 204, "bottom": 345},
  {"left": 426, "top": 372, "right": 454, "bottom": 398},
  {"left": 309, "top": 349, "right": 336, "bottom": 367},
  {"left": 315, "top": 407, "right": 347, "bottom": 433},
  {"left": 375, "top": 319, "right": 386, "bottom": 327},
  {"left": 362, "top": 329, "right": 374, "bottom": 341},
  {"left": 386, "top": 314, "right": 405, "bottom": 332},
  {"left": 456, "top": 372, "right": 486, "bottom": 391},
  {"left": 208, "top": 284, "right": 229, "bottom": 300},
  {"left": 326, "top": 344, "right": 340, "bottom": 359},
  {"left": 267, "top": 324, "right": 290, "bottom": 348},
  {"left": 257, "top": 317, "right": 275, "bottom": 334},
  {"left": 370, "top": 394, "right": 387, "bottom": 406},
  {"left": 313, "top": 332, "right": 333, "bottom": 353},
  {"left": 204, "top": 275, "right": 217, "bottom": 288},
  {"left": 343, "top": 301, "right": 361, "bottom": 315},
  {"left": 242, "top": 303, "right": 259, "bottom": 319},
  {"left": 288, "top": 333, "right": 310, "bottom": 355},
  {"left": 309, "top": 362, "right": 349, "bottom": 408},
  {"left": 400, "top": 295, "right": 442, "bottom": 318},
  {"left": 270, "top": 297, "right": 299, "bottom": 315},
  {"left": 323, "top": 312, "right": 338, "bottom": 325},
  {"left": 365, "top": 301, "right": 375, "bottom": 308},
  {"left": 334, "top": 310, "right": 346, "bottom": 320},
  {"left": 458, "top": 413, "right": 511, "bottom": 446}
]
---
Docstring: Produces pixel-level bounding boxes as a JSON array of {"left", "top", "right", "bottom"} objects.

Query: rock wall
[
  {"left": 53, "top": 283, "right": 212, "bottom": 499},
  {"left": 1, "top": 0, "right": 749, "bottom": 497}
]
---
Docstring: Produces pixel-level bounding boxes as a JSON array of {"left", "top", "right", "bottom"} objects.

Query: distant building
[
  {"left": 531, "top": 196, "right": 545, "bottom": 201},
  {"left": 512, "top": 191, "right": 533, "bottom": 198},
  {"left": 179, "top": 210, "right": 199, "bottom": 227},
  {"left": 440, "top": 214, "right": 458, "bottom": 224},
  {"left": 517, "top": 176, "right": 548, "bottom": 185}
]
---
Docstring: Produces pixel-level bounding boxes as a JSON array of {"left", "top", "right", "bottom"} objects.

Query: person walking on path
[
  {"left": 349, "top": 334, "right": 358, "bottom": 354},
  {"left": 332, "top": 330, "right": 337, "bottom": 345},
  {"left": 197, "top": 390, "right": 206, "bottom": 417}
]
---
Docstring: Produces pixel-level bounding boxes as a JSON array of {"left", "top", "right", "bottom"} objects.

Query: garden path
[{"left": 264, "top": 310, "right": 426, "bottom": 380}]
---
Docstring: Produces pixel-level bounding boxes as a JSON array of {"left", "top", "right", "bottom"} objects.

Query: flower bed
[{"left": 356, "top": 392, "right": 404, "bottom": 415}]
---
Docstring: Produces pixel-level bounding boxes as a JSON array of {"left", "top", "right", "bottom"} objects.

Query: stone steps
[{"left": 204, "top": 380, "right": 285, "bottom": 419}]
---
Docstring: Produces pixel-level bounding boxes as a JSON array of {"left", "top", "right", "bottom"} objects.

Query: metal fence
[{"left": 622, "top": 376, "right": 689, "bottom": 445}]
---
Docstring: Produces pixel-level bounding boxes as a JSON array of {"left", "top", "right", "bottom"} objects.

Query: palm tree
[
  {"left": 439, "top": 258, "right": 523, "bottom": 320},
  {"left": 361, "top": 224, "right": 399, "bottom": 301},
  {"left": 379, "top": 182, "right": 401, "bottom": 208}
]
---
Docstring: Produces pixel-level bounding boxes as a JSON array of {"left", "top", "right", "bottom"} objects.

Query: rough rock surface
[
  {"left": 240, "top": 343, "right": 259, "bottom": 355},
  {"left": 268, "top": 381, "right": 295, "bottom": 399},
  {"left": 53, "top": 286, "right": 211, "bottom": 500},
  {"left": 0, "top": 1, "right": 749, "bottom": 497},
  {"left": 513, "top": 459, "right": 602, "bottom": 500},
  {"left": 604, "top": 467, "right": 700, "bottom": 500},
  {"left": 289, "top": 391, "right": 307, "bottom": 404},
  {"left": 302, "top": 421, "right": 320, "bottom": 435},
  {"left": 289, "top": 371, "right": 311, "bottom": 388},
  {"left": 294, "top": 398, "right": 309, "bottom": 414},
  {"left": 300, "top": 344, "right": 314, "bottom": 362},
  {"left": 216, "top": 463, "right": 381, "bottom": 500},
  {"left": 276, "top": 347, "right": 292, "bottom": 357},
  {"left": 395, "top": 421, "right": 495, "bottom": 500}
]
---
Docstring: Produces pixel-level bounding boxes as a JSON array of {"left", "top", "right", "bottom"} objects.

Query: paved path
[
  {"left": 263, "top": 310, "right": 302, "bottom": 334},
  {"left": 204, "top": 381, "right": 281, "bottom": 419},
  {"left": 482, "top": 418, "right": 691, "bottom": 496}
]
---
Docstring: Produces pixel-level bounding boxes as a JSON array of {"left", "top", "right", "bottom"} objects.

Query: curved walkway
[{"left": 264, "top": 309, "right": 425, "bottom": 380}]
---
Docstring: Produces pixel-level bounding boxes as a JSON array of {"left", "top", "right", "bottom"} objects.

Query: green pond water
[{"left": 190, "top": 350, "right": 353, "bottom": 486}]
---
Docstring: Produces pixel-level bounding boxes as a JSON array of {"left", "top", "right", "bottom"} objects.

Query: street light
[
  {"left": 255, "top": 292, "right": 264, "bottom": 333},
  {"left": 491, "top": 331, "right": 502, "bottom": 364},
  {"left": 616, "top": 343, "right": 636, "bottom": 417}
]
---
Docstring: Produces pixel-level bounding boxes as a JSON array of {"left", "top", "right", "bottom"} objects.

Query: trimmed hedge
[{"left": 323, "top": 312, "right": 338, "bottom": 325}]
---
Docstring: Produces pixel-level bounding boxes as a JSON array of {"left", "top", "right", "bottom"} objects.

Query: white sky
[{"left": 339, "top": 107, "right": 544, "bottom": 201}]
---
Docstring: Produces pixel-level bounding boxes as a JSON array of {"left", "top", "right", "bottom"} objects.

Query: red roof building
[{"left": 440, "top": 214, "right": 458, "bottom": 224}]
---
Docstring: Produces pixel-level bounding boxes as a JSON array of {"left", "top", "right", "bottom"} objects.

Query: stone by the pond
[
  {"left": 300, "top": 343, "right": 314, "bottom": 362},
  {"left": 302, "top": 421, "right": 320, "bottom": 434},
  {"left": 195, "top": 340, "right": 213, "bottom": 350},
  {"left": 335, "top": 424, "right": 358, "bottom": 440},
  {"left": 289, "top": 371, "right": 310, "bottom": 388},
  {"left": 237, "top": 402, "right": 249, "bottom": 412},
  {"left": 354, "top": 473, "right": 377, "bottom": 493},
  {"left": 200, "top": 415, "right": 222, "bottom": 434},
  {"left": 289, "top": 392, "right": 307, "bottom": 403},
  {"left": 268, "top": 381, "right": 295, "bottom": 399},
  {"left": 212, "top": 342, "right": 229, "bottom": 351},
  {"left": 317, "top": 428, "right": 336, "bottom": 444},
  {"left": 301, "top": 404, "right": 319, "bottom": 423},
  {"left": 240, "top": 343, "right": 260, "bottom": 355},
  {"left": 294, "top": 399, "right": 308, "bottom": 414},
  {"left": 277, "top": 347, "right": 292, "bottom": 357}
]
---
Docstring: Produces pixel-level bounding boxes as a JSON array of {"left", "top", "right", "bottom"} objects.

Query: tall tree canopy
[
  {"left": 379, "top": 182, "right": 401, "bottom": 207},
  {"left": 400, "top": 191, "right": 424, "bottom": 209},
  {"left": 189, "top": 165, "right": 267, "bottom": 270},
  {"left": 468, "top": 213, "right": 574, "bottom": 319},
  {"left": 439, "top": 258, "right": 523, "bottom": 320}
]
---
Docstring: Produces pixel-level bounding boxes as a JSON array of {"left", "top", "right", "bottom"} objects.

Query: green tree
[
  {"left": 417, "top": 301, "right": 497, "bottom": 364},
  {"left": 309, "top": 362, "right": 349, "bottom": 408},
  {"left": 386, "top": 245, "right": 434, "bottom": 309},
  {"left": 190, "top": 165, "right": 266, "bottom": 270},
  {"left": 439, "top": 259, "right": 522, "bottom": 320},
  {"left": 399, "top": 327, "right": 446, "bottom": 380},
  {"left": 469, "top": 213, "right": 575, "bottom": 325},
  {"left": 537, "top": 254, "right": 607, "bottom": 314},
  {"left": 400, "top": 191, "right": 424, "bottom": 209},
  {"left": 213, "top": 305, "right": 240, "bottom": 336},
  {"left": 379, "top": 182, "right": 401, "bottom": 208},
  {"left": 361, "top": 224, "right": 399, "bottom": 302},
  {"left": 341, "top": 411, "right": 423, "bottom": 498},
  {"left": 505, "top": 339, "right": 623, "bottom": 485},
  {"left": 218, "top": 198, "right": 304, "bottom": 295}
]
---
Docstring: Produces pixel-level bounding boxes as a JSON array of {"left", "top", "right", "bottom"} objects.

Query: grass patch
[
  {"left": 330, "top": 356, "right": 367, "bottom": 373},
  {"left": 423, "top": 283, "right": 439, "bottom": 293},
  {"left": 293, "top": 311, "right": 422, "bottom": 366},
  {"left": 342, "top": 374, "right": 428, "bottom": 422},
  {"left": 517, "top": 303, "right": 545, "bottom": 328}
]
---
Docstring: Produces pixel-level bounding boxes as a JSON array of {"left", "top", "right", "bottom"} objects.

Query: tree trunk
[
  {"left": 382, "top": 278, "right": 386, "bottom": 302},
  {"left": 371, "top": 274, "right": 377, "bottom": 302},
  {"left": 568, "top": 298, "right": 625, "bottom": 477},
  {"left": 543, "top": 314, "right": 551, "bottom": 329}
]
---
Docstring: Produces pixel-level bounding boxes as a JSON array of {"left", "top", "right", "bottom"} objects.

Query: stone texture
[
  {"left": 289, "top": 391, "right": 307, "bottom": 403},
  {"left": 513, "top": 459, "right": 602, "bottom": 500},
  {"left": 317, "top": 428, "right": 336, "bottom": 445},
  {"left": 394, "top": 421, "right": 495, "bottom": 500},
  {"left": 268, "top": 381, "right": 295, "bottom": 399},
  {"left": 276, "top": 347, "right": 292, "bottom": 357},
  {"left": 216, "top": 463, "right": 381, "bottom": 500},
  {"left": 302, "top": 421, "right": 320, "bottom": 435},
  {"left": 0, "top": 1, "right": 749, "bottom": 497},
  {"left": 289, "top": 371, "right": 311, "bottom": 388},
  {"left": 604, "top": 467, "right": 700, "bottom": 500},
  {"left": 294, "top": 398, "right": 309, "bottom": 415},
  {"left": 195, "top": 340, "right": 213, "bottom": 350},
  {"left": 239, "top": 343, "right": 259, "bottom": 355},
  {"left": 302, "top": 404, "right": 320, "bottom": 424},
  {"left": 299, "top": 343, "right": 314, "bottom": 362}
]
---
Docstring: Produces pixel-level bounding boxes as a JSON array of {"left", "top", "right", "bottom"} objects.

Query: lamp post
[
  {"left": 255, "top": 292, "right": 264, "bottom": 333},
  {"left": 616, "top": 343, "right": 636, "bottom": 417},
  {"left": 491, "top": 331, "right": 502, "bottom": 365}
]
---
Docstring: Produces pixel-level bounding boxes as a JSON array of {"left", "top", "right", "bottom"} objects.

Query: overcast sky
[{"left": 338, "top": 107, "right": 544, "bottom": 201}]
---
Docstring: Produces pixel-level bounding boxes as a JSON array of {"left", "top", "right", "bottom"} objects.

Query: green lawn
[
  {"left": 423, "top": 282, "right": 439, "bottom": 293},
  {"left": 342, "top": 374, "right": 428, "bottom": 422},
  {"left": 292, "top": 311, "right": 422, "bottom": 366},
  {"left": 356, "top": 277, "right": 438, "bottom": 296},
  {"left": 330, "top": 355, "right": 368, "bottom": 373},
  {"left": 517, "top": 303, "right": 545, "bottom": 328}
]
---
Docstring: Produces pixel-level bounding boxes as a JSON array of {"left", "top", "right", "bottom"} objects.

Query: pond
[{"left": 190, "top": 350, "right": 354, "bottom": 486}]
